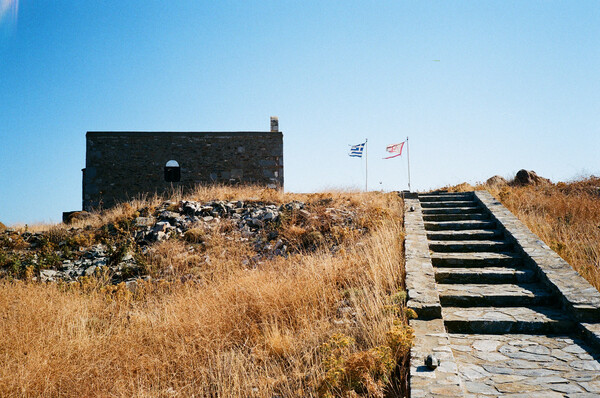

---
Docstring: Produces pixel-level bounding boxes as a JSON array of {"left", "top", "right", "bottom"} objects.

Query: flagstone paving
[
  {"left": 405, "top": 191, "right": 600, "bottom": 397},
  {"left": 450, "top": 334, "right": 600, "bottom": 397}
]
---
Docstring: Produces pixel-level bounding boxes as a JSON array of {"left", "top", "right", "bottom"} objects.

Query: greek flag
[{"left": 349, "top": 142, "right": 365, "bottom": 158}]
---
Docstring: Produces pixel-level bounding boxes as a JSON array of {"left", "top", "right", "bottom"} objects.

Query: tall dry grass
[
  {"left": 485, "top": 178, "right": 600, "bottom": 291},
  {"left": 0, "top": 189, "right": 409, "bottom": 397},
  {"left": 12, "top": 186, "right": 379, "bottom": 233}
]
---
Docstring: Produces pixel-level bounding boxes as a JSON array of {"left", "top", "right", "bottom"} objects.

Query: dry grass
[
  {"left": 0, "top": 188, "right": 410, "bottom": 397},
  {"left": 12, "top": 186, "right": 380, "bottom": 233}
]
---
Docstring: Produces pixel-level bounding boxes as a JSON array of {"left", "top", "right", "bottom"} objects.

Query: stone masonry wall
[{"left": 83, "top": 131, "right": 283, "bottom": 211}]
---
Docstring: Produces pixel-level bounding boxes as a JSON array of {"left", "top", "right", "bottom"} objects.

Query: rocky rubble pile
[
  {"left": 39, "top": 244, "right": 142, "bottom": 284},
  {"left": 2, "top": 199, "right": 358, "bottom": 286},
  {"left": 134, "top": 199, "right": 304, "bottom": 244}
]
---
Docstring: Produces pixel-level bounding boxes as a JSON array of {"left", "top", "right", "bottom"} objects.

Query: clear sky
[{"left": 1, "top": 1, "right": 599, "bottom": 225}]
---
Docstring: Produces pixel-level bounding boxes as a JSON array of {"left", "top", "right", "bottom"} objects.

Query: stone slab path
[
  {"left": 451, "top": 334, "right": 600, "bottom": 397},
  {"left": 405, "top": 191, "right": 600, "bottom": 397}
]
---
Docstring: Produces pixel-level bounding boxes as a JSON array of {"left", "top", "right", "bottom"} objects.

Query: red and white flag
[{"left": 383, "top": 142, "right": 405, "bottom": 159}]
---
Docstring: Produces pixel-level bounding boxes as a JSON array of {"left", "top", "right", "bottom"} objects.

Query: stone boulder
[
  {"left": 513, "top": 169, "right": 551, "bottom": 186},
  {"left": 486, "top": 175, "right": 508, "bottom": 187},
  {"left": 0, "top": 221, "right": 6, "bottom": 232},
  {"left": 64, "top": 211, "right": 91, "bottom": 224}
]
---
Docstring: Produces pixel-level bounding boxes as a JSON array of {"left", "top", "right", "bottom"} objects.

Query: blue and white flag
[{"left": 349, "top": 142, "right": 366, "bottom": 158}]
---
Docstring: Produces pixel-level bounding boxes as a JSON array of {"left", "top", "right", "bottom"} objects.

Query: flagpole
[
  {"left": 365, "top": 138, "right": 368, "bottom": 192},
  {"left": 406, "top": 136, "right": 411, "bottom": 192}
]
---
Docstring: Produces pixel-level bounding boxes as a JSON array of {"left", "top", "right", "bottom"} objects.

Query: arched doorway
[{"left": 164, "top": 160, "right": 181, "bottom": 182}]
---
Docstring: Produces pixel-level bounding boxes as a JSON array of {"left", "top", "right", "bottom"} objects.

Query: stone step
[
  {"left": 422, "top": 207, "right": 483, "bottom": 215},
  {"left": 443, "top": 306, "right": 575, "bottom": 334},
  {"left": 418, "top": 194, "right": 474, "bottom": 202},
  {"left": 435, "top": 266, "right": 536, "bottom": 284},
  {"left": 438, "top": 283, "right": 556, "bottom": 307},
  {"left": 421, "top": 201, "right": 479, "bottom": 208},
  {"left": 581, "top": 322, "right": 600, "bottom": 349},
  {"left": 431, "top": 252, "right": 522, "bottom": 267},
  {"left": 419, "top": 191, "right": 471, "bottom": 195},
  {"left": 422, "top": 213, "right": 489, "bottom": 222},
  {"left": 427, "top": 230, "right": 503, "bottom": 241},
  {"left": 424, "top": 220, "right": 496, "bottom": 231},
  {"left": 429, "top": 240, "right": 511, "bottom": 253}
]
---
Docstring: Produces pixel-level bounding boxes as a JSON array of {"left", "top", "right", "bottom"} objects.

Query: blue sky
[{"left": 1, "top": 1, "right": 598, "bottom": 225}]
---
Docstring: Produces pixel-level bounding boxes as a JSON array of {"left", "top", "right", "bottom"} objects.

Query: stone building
[{"left": 82, "top": 118, "right": 283, "bottom": 211}]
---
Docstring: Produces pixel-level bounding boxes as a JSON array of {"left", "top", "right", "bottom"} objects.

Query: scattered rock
[
  {"left": 134, "top": 217, "right": 155, "bottom": 227},
  {"left": 159, "top": 211, "right": 183, "bottom": 223},
  {"left": 0, "top": 222, "right": 6, "bottom": 232},
  {"left": 93, "top": 257, "right": 108, "bottom": 267},
  {"left": 40, "top": 269, "right": 58, "bottom": 282},
  {"left": 153, "top": 221, "right": 171, "bottom": 233},
  {"left": 64, "top": 211, "right": 91, "bottom": 224},
  {"left": 155, "top": 231, "right": 168, "bottom": 242},
  {"left": 486, "top": 175, "right": 508, "bottom": 187},
  {"left": 181, "top": 201, "right": 201, "bottom": 215},
  {"left": 263, "top": 211, "right": 275, "bottom": 221},
  {"left": 513, "top": 170, "right": 551, "bottom": 186}
]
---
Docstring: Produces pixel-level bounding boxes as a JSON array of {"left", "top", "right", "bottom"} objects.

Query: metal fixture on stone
[{"left": 425, "top": 354, "right": 440, "bottom": 370}]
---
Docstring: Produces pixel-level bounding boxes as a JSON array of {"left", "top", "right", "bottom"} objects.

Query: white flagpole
[
  {"left": 406, "top": 136, "right": 411, "bottom": 192},
  {"left": 365, "top": 138, "right": 368, "bottom": 192}
]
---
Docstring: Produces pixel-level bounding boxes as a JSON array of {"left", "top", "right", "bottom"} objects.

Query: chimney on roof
[{"left": 270, "top": 116, "right": 279, "bottom": 132}]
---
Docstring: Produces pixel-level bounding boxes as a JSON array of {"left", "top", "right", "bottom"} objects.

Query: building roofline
[{"left": 86, "top": 131, "right": 282, "bottom": 137}]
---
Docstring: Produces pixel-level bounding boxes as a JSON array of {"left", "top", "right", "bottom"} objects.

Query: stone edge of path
[
  {"left": 405, "top": 198, "right": 441, "bottom": 319},
  {"left": 405, "top": 197, "right": 465, "bottom": 397},
  {"left": 474, "top": 190, "right": 600, "bottom": 348}
]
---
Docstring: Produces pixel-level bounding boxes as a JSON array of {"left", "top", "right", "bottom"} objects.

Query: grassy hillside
[
  {"left": 4, "top": 177, "right": 596, "bottom": 396},
  {"left": 0, "top": 187, "right": 411, "bottom": 397}
]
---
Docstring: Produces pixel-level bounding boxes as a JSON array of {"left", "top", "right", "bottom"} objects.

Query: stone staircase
[
  {"left": 405, "top": 191, "right": 600, "bottom": 397},
  {"left": 421, "top": 192, "right": 574, "bottom": 336}
]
